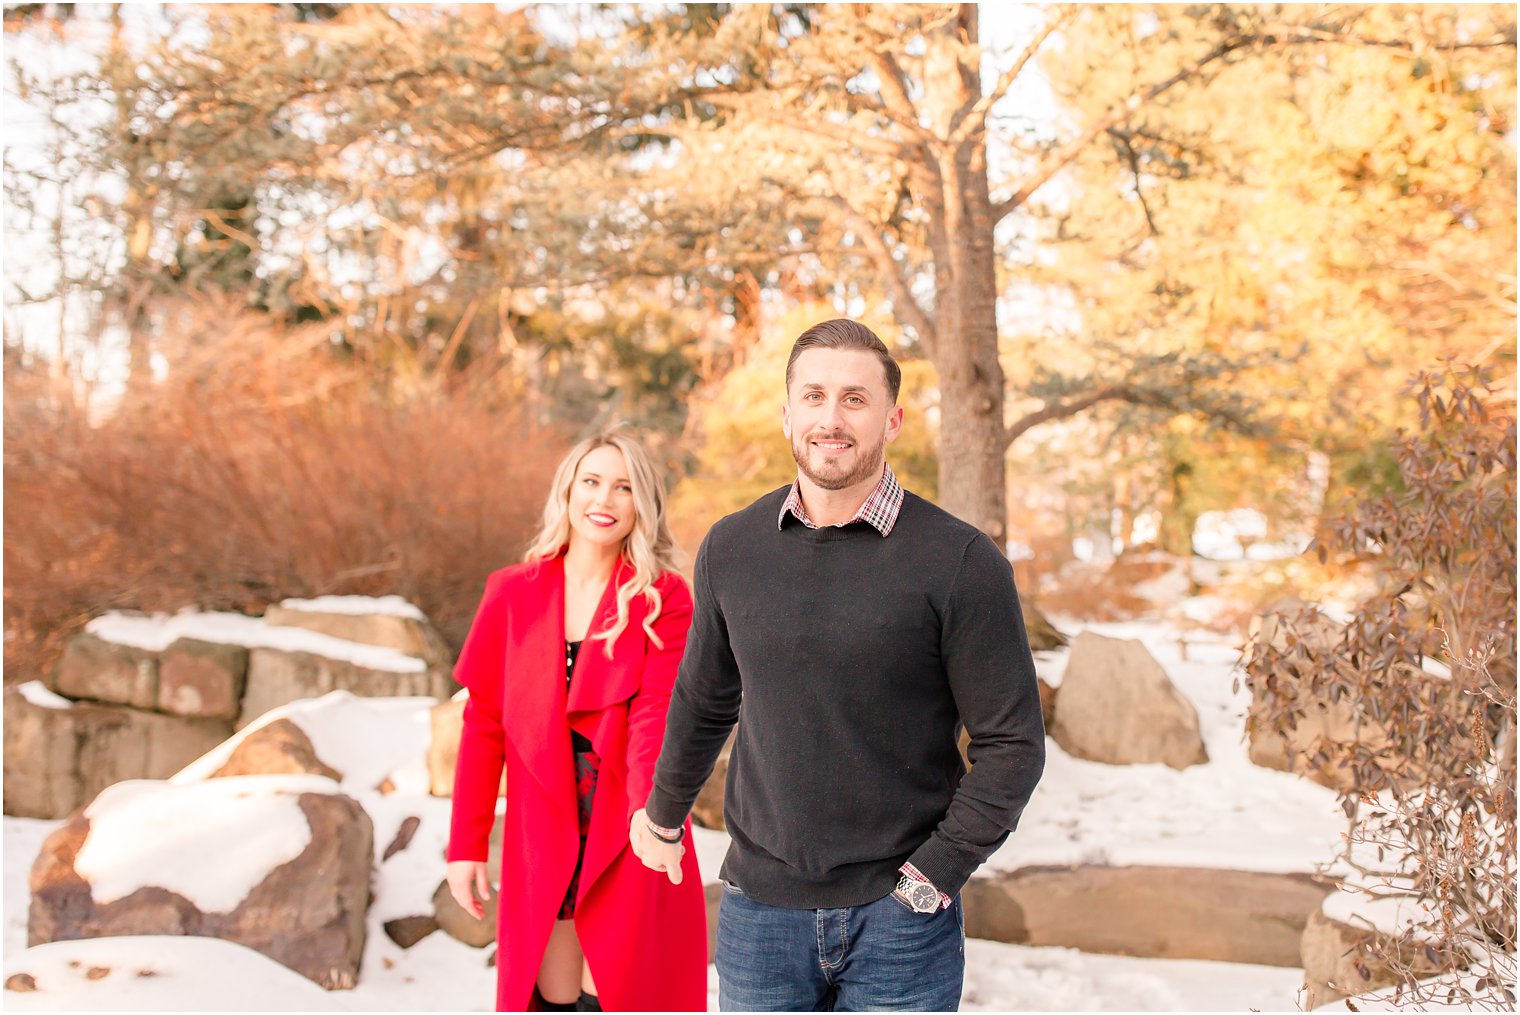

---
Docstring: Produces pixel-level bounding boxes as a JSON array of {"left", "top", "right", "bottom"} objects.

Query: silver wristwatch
[{"left": 894, "top": 872, "right": 941, "bottom": 914}]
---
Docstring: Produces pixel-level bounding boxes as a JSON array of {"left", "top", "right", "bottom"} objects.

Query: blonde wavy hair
[{"left": 524, "top": 428, "right": 684, "bottom": 656}]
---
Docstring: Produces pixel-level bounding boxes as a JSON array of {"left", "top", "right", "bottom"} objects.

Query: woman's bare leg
[
  {"left": 580, "top": 957, "right": 598, "bottom": 997},
  {"left": 537, "top": 920, "right": 583, "bottom": 1004}
]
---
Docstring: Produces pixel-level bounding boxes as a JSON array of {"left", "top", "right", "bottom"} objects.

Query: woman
[{"left": 446, "top": 429, "right": 707, "bottom": 1012}]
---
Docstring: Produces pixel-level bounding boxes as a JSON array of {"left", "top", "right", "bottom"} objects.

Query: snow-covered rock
[{"left": 28, "top": 775, "right": 372, "bottom": 989}]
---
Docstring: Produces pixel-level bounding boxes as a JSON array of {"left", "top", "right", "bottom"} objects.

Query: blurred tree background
[{"left": 3, "top": 2, "right": 1514, "bottom": 679}]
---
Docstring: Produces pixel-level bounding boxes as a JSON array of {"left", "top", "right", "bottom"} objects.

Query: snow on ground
[
  {"left": 995, "top": 619, "right": 1345, "bottom": 873},
  {"left": 85, "top": 611, "right": 426, "bottom": 672},
  {"left": 5, "top": 816, "right": 62, "bottom": 956},
  {"left": 3, "top": 936, "right": 346, "bottom": 1012},
  {"left": 961, "top": 938, "right": 1307, "bottom": 1011},
  {"left": 277, "top": 595, "right": 425, "bottom": 619},
  {"left": 4, "top": 616, "right": 1361, "bottom": 1010}
]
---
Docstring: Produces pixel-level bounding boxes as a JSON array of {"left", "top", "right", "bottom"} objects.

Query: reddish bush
[{"left": 4, "top": 302, "right": 561, "bottom": 682}]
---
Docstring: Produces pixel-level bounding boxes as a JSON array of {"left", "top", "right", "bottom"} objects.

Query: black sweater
[{"left": 645, "top": 486, "right": 1046, "bottom": 908}]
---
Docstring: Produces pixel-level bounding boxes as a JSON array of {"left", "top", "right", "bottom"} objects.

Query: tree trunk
[{"left": 919, "top": 6, "right": 1011, "bottom": 550}]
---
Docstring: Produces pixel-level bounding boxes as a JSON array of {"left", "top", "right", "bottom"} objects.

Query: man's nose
[{"left": 820, "top": 399, "right": 847, "bottom": 430}]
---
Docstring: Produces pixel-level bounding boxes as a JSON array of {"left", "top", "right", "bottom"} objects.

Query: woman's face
[{"left": 566, "top": 445, "right": 637, "bottom": 553}]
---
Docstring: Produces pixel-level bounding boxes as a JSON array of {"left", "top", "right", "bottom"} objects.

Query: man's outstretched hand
[{"left": 629, "top": 807, "right": 685, "bottom": 885}]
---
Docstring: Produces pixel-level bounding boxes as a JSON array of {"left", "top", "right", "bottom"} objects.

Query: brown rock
[
  {"left": 158, "top": 638, "right": 247, "bottom": 720},
  {"left": 29, "top": 788, "right": 373, "bottom": 990},
  {"left": 239, "top": 648, "right": 441, "bottom": 730},
  {"left": 1300, "top": 908, "right": 1446, "bottom": 1009},
  {"left": 383, "top": 816, "right": 421, "bottom": 861},
  {"left": 6, "top": 973, "right": 38, "bottom": 992},
  {"left": 433, "top": 814, "right": 503, "bottom": 946},
  {"left": 428, "top": 698, "right": 504, "bottom": 798},
  {"left": 962, "top": 865, "right": 1330, "bottom": 967},
  {"left": 1037, "top": 677, "right": 1056, "bottom": 730},
  {"left": 1050, "top": 632, "right": 1208, "bottom": 770},
  {"left": 263, "top": 604, "right": 447, "bottom": 662},
  {"left": 262, "top": 604, "right": 457, "bottom": 701},
  {"left": 432, "top": 878, "right": 496, "bottom": 948},
  {"left": 211, "top": 719, "right": 342, "bottom": 782},
  {"left": 52, "top": 633, "right": 158, "bottom": 710},
  {"left": 1244, "top": 610, "right": 1438, "bottom": 793},
  {"left": 1023, "top": 603, "right": 1068, "bottom": 652},
  {"left": 73, "top": 704, "right": 232, "bottom": 802},
  {"left": 4, "top": 686, "right": 85, "bottom": 819},
  {"left": 383, "top": 916, "right": 438, "bottom": 949}
]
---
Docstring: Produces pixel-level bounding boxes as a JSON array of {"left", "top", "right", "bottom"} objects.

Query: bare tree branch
[{"left": 949, "top": 4, "right": 1074, "bottom": 149}]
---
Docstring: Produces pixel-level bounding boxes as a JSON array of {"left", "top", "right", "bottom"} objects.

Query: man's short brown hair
[{"left": 785, "top": 319, "right": 902, "bottom": 404}]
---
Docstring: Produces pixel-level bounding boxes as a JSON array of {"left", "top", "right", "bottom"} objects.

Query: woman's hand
[{"left": 446, "top": 859, "right": 493, "bottom": 920}]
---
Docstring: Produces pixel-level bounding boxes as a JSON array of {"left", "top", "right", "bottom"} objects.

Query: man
[{"left": 630, "top": 319, "right": 1046, "bottom": 1011}]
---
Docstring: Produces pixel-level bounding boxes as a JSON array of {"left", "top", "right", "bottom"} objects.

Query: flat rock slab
[
  {"left": 51, "top": 634, "right": 158, "bottom": 711},
  {"left": 240, "top": 648, "right": 441, "bottom": 729},
  {"left": 963, "top": 864, "right": 1330, "bottom": 967}
]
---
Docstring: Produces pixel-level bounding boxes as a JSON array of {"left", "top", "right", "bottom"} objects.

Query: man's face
[{"left": 782, "top": 348, "right": 903, "bottom": 492}]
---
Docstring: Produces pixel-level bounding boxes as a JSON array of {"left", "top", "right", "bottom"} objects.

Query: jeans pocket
[{"left": 886, "top": 890, "right": 924, "bottom": 914}]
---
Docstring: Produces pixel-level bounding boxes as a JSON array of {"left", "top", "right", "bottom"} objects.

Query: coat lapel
[
  {"left": 501, "top": 557, "right": 575, "bottom": 816},
  {"left": 566, "top": 558, "right": 644, "bottom": 721}
]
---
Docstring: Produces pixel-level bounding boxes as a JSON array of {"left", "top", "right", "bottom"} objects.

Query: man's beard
[{"left": 790, "top": 428, "right": 885, "bottom": 492}]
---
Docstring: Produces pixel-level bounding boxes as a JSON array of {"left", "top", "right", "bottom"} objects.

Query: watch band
[{"left": 647, "top": 819, "right": 685, "bottom": 844}]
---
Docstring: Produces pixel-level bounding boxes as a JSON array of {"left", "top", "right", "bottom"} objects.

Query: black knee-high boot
[
  {"left": 532, "top": 986, "right": 577, "bottom": 1012},
  {"left": 575, "top": 991, "right": 602, "bottom": 1012}
]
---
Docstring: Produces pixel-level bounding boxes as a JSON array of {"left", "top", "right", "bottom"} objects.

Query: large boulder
[
  {"left": 1242, "top": 609, "right": 1452, "bottom": 795},
  {"left": 239, "top": 647, "right": 440, "bottom": 729},
  {"left": 28, "top": 776, "right": 372, "bottom": 990},
  {"left": 210, "top": 719, "right": 342, "bottom": 782},
  {"left": 963, "top": 865, "right": 1330, "bottom": 967},
  {"left": 157, "top": 638, "right": 248, "bottom": 720},
  {"left": 4, "top": 684, "right": 86, "bottom": 819},
  {"left": 6, "top": 687, "right": 232, "bottom": 819},
  {"left": 74, "top": 706, "right": 232, "bottom": 803},
  {"left": 1300, "top": 908, "right": 1446, "bottom": 1008},
  {"left": 1049, "top": 632, "right": 1208, "bottom": 770},
  {"left": 427, "top": 697, "right": 506, "bottom": 798},
  {"left": 50, "top": 634, "right": 158, "bottom": 710}
]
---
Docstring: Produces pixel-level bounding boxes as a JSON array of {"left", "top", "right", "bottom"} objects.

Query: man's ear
[
  {"left": 884, "top": 404, "right": 904, "bottom": 444},
  {"left": 781, "top": 403, "right": 792, "bottom": 439}
]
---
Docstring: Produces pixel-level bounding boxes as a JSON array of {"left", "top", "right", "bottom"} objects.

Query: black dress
[{"left": 558, "top": 640, "right": 600, "bottom": 920}]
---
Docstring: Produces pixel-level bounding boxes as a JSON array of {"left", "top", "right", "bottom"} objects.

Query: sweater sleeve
[
  {"left": 644, "top": 532, "right": 743, "bottom": 829},
  {"left": 624, "top": 574, "right": 694, "bottom": 825},
  {"left": 446, "top": 573, "right": 508, "bottom": 863},
  {"left": 905, "top": 533, "right": 1046, "bottom": 896}
]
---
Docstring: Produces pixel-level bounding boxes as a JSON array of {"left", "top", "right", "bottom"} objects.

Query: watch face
[{"left": 906, "top": 882, "right": 938, "bottom": 912}]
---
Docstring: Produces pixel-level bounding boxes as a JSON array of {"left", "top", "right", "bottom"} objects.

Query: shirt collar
[{"left": 777, "top": 462, "right": 904, "bottom": 537}]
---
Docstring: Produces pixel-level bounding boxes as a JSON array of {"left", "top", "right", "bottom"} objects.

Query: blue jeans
[{"left": 714, "top": 881, "right": 965, "bottom": 1011}]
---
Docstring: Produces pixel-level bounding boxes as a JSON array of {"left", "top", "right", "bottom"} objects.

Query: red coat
[{"left": 448, "top": 555, "right": 707, "bottom": 1012}]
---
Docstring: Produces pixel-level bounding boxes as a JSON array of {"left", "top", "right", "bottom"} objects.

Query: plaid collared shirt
[{"left": 777, "top": 462, "right": 904, "bottom": 537}]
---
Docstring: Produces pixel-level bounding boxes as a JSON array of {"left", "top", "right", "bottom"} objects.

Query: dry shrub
[
  {"left": 1243, "top": 365, "right": 1516, "bottom": 1007},
  {"left": 4, "top": 299, "right": 561, "bottom": 682}
]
